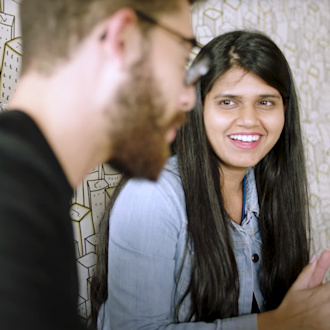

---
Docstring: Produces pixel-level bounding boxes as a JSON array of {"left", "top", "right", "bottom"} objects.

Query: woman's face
[{"left": 203, "top": 67, "right": 285, "bottom": 172}]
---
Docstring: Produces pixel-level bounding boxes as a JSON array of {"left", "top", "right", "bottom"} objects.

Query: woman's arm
[
  {"left": 104, "top": 174, "right": 258, "bottom": 330},
  {"left": 104, "top": 172, "right": 330, "bottom": 330}
]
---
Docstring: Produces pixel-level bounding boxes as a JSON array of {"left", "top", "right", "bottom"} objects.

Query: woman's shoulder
[
  {"left": 111, "top": 155, "right": 186, "bottom": 226},
  {"left": 119, "top": 155, "right": 183, "bottom": 202},
  {"left": 161, "top": 155, "right": 183, "bottom": 189},
  {"left": 109, "top": 155, "right": 187, "bottom": 256}
]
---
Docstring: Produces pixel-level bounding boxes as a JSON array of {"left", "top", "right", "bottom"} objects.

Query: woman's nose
[{"left": 236, "top": 104, "right": 260, "bottom": 127}]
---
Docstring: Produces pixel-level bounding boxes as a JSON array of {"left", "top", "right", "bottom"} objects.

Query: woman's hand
[{"left": 258, "top": 250, "right": 330, "bottom": 330}]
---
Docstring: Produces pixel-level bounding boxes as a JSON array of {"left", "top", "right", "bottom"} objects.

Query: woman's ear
[{"left": 284, "top": 100, "right": 288, "bottom": 113}]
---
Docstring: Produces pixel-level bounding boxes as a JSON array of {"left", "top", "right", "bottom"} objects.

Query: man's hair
[{"left": 20, "top": 0, "right": 203, "bottom": 75}]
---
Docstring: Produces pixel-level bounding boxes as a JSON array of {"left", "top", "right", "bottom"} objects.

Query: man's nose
[{"left": 178, "top": 84, "right": 196, "bottom": 112}]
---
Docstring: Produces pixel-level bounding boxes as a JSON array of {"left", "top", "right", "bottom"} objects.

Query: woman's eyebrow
[
  {"left": 212, "top": 93, "right": 281, "bottom": 100},
  {"left": 258, "top": 94, "right": 282, "bottom": 99},
  {"left": 212, "top": 94, "right": 242, "bottom": 100}
]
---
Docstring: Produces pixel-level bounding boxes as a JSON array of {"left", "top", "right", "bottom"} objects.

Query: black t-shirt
[{"left": 0, "top": 110, "right": 85, "bottom": 329}]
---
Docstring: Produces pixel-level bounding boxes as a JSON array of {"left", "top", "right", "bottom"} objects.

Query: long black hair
[
  {"left": 90, "top": 29, "right": 310, "bottom": 327},
  {"left": 174, "top": 30, "right": 310, "bottom": 321}
]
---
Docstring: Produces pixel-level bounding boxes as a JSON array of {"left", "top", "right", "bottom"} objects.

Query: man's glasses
[{"left": 135, "top": 10, "right": 210, "bottom": 86}]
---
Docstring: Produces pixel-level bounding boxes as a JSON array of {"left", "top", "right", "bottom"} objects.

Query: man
[{"left": 0, "top": 0, "right": 207, "bottom": 328}]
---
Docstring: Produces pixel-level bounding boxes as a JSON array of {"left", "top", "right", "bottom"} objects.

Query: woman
[{"left": 90, "top": 30, "right": 330, "bottom": 329}]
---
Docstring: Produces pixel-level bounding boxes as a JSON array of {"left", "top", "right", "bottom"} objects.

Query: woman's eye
[
  {"left": 260, "top": 100, "right": 273, "bottom": 106},
  {"left": 221, "top": 100, "right": 235, "bottom": 106}
]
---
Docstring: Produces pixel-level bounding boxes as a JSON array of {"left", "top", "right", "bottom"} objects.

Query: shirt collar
[{"left": 244, "top": 167, "right": 260, "bottom": 217}]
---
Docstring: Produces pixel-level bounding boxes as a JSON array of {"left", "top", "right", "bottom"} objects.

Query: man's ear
[{"left": 99, "top": 8, "right": 139, "bottom": 67}]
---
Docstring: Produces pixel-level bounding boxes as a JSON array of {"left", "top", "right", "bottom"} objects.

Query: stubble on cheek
[{"left": 106, "top": 61, "right": 171, "bottom": 180}]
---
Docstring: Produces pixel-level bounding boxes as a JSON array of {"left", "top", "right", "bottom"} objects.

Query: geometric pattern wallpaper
[
  {"left": 191, "top": 1, "right": 330, "bottom": 269},
  {"left": 0, "top": 0, "right": 21, "bottom": 107},
  {"left": 0, "top": 0, "right": 329, "bottom": 321}
]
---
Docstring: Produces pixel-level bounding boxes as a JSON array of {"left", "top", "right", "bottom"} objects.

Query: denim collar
[{"left": 244, "top": 167, "right": 260, "bottom": 218}]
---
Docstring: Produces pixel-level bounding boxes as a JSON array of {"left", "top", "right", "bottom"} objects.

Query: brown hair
[{"left": 20, "top": 0, "right": 203, "bottom": 75}]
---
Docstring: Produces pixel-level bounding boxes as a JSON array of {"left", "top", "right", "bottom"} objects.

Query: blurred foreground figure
[{"left": 0, "top": 0, "right": 206, "bottom": 328}]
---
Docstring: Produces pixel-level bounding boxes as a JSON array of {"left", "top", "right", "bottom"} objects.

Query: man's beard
[{"left": 106, "top": 58, "right": 186, "bottom": 181}]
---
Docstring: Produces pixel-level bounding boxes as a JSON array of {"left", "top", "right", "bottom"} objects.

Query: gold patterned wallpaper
[{"left": 0, "top": 0, "right": 329, "bottom": 319}]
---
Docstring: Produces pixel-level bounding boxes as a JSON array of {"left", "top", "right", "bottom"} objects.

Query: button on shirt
[{"left": 229, "top": 167, "right": 265, "bottom": 315}]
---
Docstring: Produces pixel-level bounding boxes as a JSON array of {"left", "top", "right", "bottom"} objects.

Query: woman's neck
[{"left": 220, "top": 166, "right": 247, "bottom": 225}]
